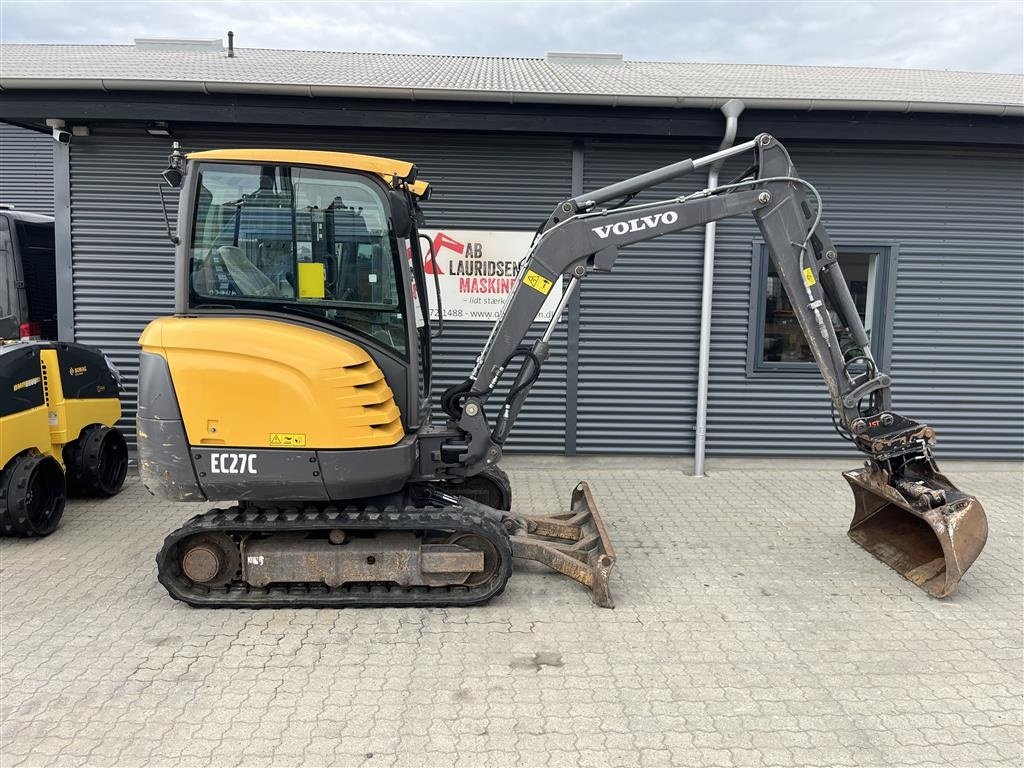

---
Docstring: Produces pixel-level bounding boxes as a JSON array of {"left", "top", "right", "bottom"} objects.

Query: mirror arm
[{"left": 157, "top": 184, "right": 180, "bottom": 245}]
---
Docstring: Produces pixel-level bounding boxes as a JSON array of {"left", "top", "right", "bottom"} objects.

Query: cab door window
[{"left": 189, "top": 163, "right": 408, "bottom": 355}]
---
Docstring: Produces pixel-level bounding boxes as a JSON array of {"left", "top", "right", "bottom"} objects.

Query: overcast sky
[{"left": 1, "top": 0, "right": 1021, "bottom": 74}]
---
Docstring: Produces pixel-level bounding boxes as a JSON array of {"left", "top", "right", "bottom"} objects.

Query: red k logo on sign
[{"left": 425, "top": 232, "right": 467, "bottom": 274}]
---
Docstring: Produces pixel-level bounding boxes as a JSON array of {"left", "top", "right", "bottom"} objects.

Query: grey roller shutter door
[
  {"left": 0, "top": 124, "right": 54, "bottom": 215},
  {"left": 68, "top": 127, "right": 178, "bottom": 445},
  {"left": 69, "top": 124, "right": 572, "bottom": 450},
  {"left": 579, "top": 138, "right": 1024, "bottom": 459}
]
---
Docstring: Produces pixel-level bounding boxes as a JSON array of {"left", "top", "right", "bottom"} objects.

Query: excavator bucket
[
  {"left": 507, "top": 481, "right": 616, "bottom": 608},
  {"left": 844, "top": 462, "right": 987, "bottom": 598}
]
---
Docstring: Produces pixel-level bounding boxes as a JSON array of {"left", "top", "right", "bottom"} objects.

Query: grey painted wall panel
[
  {"left": 0, "top": 123, "right": 53, "bottom": 214},
  {"left": 67, "top": 129, "right": 174, "bottom": 447},
  {"left": 577, "top": 139, "right": 712, "bottom": 454}
]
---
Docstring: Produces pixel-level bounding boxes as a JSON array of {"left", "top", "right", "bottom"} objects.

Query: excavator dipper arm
[{"left": 441, "top": 133, "right": 987, "bottom": 598}]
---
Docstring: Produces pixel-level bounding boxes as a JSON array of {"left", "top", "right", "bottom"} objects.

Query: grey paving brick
[{"left": 0, "top": 458, "right": 1020, "bottom": 768}]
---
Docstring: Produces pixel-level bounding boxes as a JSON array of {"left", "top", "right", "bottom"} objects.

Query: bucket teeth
[
  {"left": 844, "top": 462, "right": 988, "bottom": 598},
  {"left": 505, "top": 481, "right": 616, "bottom": 608}
]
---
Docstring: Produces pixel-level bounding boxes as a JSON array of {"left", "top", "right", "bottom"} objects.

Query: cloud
[{"left": 1, "top": 0, "right": 1021, "bottom": 74}]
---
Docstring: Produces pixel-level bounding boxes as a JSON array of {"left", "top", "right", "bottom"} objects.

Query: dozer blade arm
[
  {"left": 441, "top": 133, "right": 986, "bottom": 597},
  {"left": 506, "top": 482, "right": 616, "bottom": 608}
]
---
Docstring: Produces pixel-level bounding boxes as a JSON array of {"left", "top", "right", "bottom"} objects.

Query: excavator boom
[{"left": 439, "top": 133, "right": 987, "bottom": 598}]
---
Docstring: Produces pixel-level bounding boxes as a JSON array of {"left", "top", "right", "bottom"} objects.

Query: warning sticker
[
  {"left": 802, "top": 267, "right": 817, "bottom": 287},
  {"left": 269, "top": 433, "right": 306, "bottom": 447},
  {"left": 522, "top": 270, "right": 554, "bottom": 296}
]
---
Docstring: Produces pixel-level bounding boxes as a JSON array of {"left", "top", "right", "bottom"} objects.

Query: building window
[{"left": 747, "top": 243, "right": 896, "bottom": 374}]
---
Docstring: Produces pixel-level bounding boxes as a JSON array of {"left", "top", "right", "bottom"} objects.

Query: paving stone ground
[{"left": 1, "top": 457, "right": 1021, "bottom": 768}]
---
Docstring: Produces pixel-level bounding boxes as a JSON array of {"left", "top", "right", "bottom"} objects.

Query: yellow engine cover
[{"left": 139, "top": 317, "right": 405, "bottom": 450}]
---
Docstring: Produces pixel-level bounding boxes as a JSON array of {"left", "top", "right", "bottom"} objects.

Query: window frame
[
  {"left": 403, "top": 233, "right": 433, "bottom": 400},
  {"left": 185, "top": 159, "right": 413, "bottom": 360},
  {"left": 745, "top": 239, "right": 898, "bottom": 377}
]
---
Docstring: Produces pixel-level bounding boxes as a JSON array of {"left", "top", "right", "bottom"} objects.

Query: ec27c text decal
[{"left": 210, "top": 453, "right": 257, "bottom": 474}]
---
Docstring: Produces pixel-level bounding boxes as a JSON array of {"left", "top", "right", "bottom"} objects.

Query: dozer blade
[
  {"left": 506, "top": 481, "right": 616, "bottom": 608},
  {"left": 844, "top": 462, "right": 987, "bottom": 598}
]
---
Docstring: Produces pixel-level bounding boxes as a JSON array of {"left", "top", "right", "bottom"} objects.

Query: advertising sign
[{"left": 417, "top": 229, "right": 563, "bottom": 323}]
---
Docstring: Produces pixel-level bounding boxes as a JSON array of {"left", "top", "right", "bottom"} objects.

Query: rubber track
[{"left": 156, "top": 499, "right": 513, "bottom": 608}]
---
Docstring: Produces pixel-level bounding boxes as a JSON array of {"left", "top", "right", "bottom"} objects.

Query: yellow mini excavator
[{"left": 140, "top": 137, "right": 987, "bottom": 608}]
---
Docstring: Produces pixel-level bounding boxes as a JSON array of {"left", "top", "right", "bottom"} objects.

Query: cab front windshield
[{"left": 189, "top": 162, "right": 407, "bottom": 355}]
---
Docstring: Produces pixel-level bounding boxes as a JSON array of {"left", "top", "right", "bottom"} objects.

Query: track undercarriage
[{"left": 156, "top": 478, "right": 616, "bottom": 609}]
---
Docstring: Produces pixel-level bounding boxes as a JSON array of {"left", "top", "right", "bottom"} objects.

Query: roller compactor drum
[{"left": 140, "top": 139, "right": 986, "bottom": 608}]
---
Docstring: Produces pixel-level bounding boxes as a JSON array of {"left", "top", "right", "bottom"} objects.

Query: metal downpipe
[{"left": 693, "top": 99, "right": 745, "bottom": 477}]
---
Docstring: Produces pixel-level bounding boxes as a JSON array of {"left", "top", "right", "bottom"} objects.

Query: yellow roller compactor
[
  {"left": 141, "top": 138, "right": 987, "bottom": 608},
  {"left": 1, "top": 339, "right": 128, "bottom": 536}
]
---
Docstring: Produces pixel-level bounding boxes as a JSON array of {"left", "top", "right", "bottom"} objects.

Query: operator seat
[{"left": 217, "top": 246, "right": 292, "bottom": 297}]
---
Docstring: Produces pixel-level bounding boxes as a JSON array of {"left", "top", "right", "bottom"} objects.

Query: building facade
[{"left": 2, "top": 45, "right": 1022, "bottom": 459}]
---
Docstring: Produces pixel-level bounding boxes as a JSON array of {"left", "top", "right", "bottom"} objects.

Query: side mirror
[
  {"left": 161, "top": 166, "right": 183, "bottom": 188},
  {"left": 158, "top": 142, "right": 185, "bottom": 244},
  {"left": 162, "top": 141, "right": 186, "bottom": 188},
  {"left": 388, "top": 190, "right": 413, "bottom": 239}
]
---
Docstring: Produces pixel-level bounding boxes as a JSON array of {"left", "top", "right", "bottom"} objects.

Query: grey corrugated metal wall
[
  {"left": 578, "top": 140, "right": 709, "bottom": 454},
  {"left": 67, "top": 127, "right": 174, "bottom": 450},
  {"left": 0, "top": 123, "right": 54, "bottom": 214},
  {"left": 62, "top": 123, "right": 1023, "bottom": 459},
  {"left": 580, "top": 138, "right": 1024, "bottom": 459},
  {"left": 67, "top": 125, "right": 571, "bottom": 449}
]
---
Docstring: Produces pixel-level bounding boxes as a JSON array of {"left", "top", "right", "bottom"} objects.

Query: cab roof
[{"left": 186, "top": 148, "right": 430, "bottom": 197}]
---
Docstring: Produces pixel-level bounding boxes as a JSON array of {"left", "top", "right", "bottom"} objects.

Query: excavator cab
[
  {"left": 141, "top": 150, "right": 441, "bottom": 496},
  {"left": 179, "top": 151, "right": 433, "bottom": 424}
]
